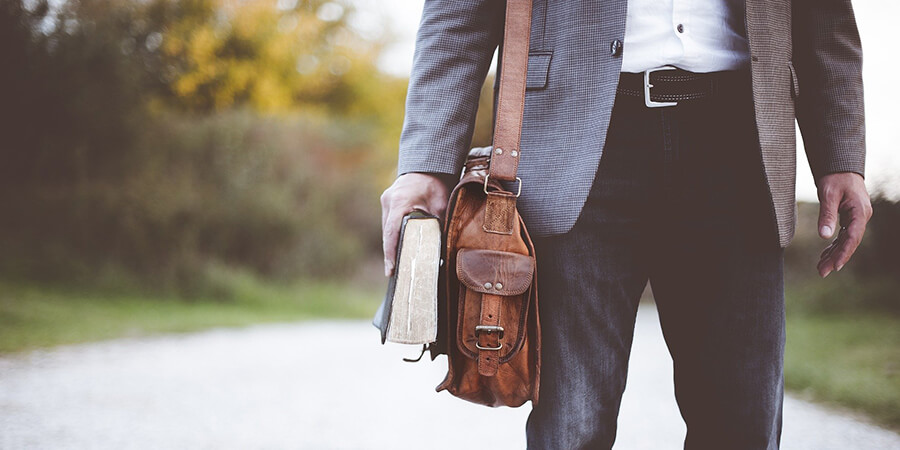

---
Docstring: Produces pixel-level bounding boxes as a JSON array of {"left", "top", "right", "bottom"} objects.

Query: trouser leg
[
  {"left": 525, "top": 70, "right": 784, "bottom": 449},
  {"left": 650, "top": 236, "right": 785, "bottom": 450},
  {"left": 649, "top": 76, "right": 785, "bottom": 449},
  {"left": 525, "top": 217, "right": 647, "bottom": 450},
  {"left": 526, "top": 96, "right": 658, "bottom": 450}
]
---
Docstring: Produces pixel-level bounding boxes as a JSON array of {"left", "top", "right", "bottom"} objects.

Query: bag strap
[{"left": 488, "top": 0, "right": 533, "bottom": 183}]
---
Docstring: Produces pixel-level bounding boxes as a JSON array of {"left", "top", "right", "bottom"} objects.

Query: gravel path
[{"left": 1, "top": 303, "right": 898, "bottom": 449}]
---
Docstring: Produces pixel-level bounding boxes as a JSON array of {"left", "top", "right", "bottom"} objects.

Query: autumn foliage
[{"left": 0, "top": 0, "right": 407, "bottom": 289}]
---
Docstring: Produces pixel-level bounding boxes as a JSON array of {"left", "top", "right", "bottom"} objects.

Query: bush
[
  {"left": 785, "top": 200, "right": 900, "bottom": 315},
  {"left": 1, "top": 111, "right": 383, "bottom": 289},
  {"left": 0, "top": 0, "right": 394, "bottom": 292}
]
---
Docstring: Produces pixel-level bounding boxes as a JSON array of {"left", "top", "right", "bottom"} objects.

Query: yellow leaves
[
  {"left": 155, "top": 0, "right": 385, "bottom": 113},
  {"left": 251, "top": 73, "right": 294, "bottom": 111},
  {"left": 186, "top": 27, "right": 218, "bottom": 68},
  {"left": 121, "top": 0, "right": 407, "bottom": 179},
  {"left": 168, "top": 27, "right": 218, "bottom": 101}
]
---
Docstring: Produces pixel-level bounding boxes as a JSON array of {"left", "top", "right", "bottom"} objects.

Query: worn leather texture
[
  {"left": 483, "top": 192, "right": 517, "bottom": 235},
  {"left": 456, "top": 248, "right": 533, "bottom": 361},
  {"left": 486, "top": 0, "right": 531, "bottom": 182},
  {"left": 428, "top": 0, "right": 541, "bottom": 408},
  {"left": 435, "top": 156, "right": 541, "bottom": 407},
  {"left": 457, "top": 249, "right": 534, "bottom": 296}
]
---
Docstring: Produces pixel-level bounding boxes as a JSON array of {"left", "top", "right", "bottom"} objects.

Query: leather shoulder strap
[{"left": 488, "top": 0, "right": 533, "bottom": 182}]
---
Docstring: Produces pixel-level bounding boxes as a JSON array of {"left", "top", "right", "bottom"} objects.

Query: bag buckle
[
  {"left": 474, "top": 325, "right": 504, "bottom": 351},
  {"left": 644, "top": 66, "right": 678, "bottom": 108},
  {"left": 483, "top": 174, "right": 522, "bottom": 197}
]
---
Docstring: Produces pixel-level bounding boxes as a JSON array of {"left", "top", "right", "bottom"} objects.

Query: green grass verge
[
  {"left": 0, "top": 272, "right": 382, "bottom": 354},
  {"left": 785, "top": 311, "right": 900, "bottom": 431},
  {"left": 4, "top": 273, "right": 898, "bottom": 432}
]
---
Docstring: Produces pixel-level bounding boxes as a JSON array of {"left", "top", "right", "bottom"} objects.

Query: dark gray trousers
[{"left": 525, "top": 72, "right": 785, "bottom": 450}]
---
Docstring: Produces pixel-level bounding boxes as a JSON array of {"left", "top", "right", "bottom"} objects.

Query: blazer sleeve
[
  {"left": 396, "top": 0, "right": 505, "bottom": 177},
  {"left": 792, "top": 0, "right": 866, "bottom": 181}
]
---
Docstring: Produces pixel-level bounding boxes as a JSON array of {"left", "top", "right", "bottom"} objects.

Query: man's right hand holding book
[{"left": 380, "top": 172, "right": 457, "bottom": 277}]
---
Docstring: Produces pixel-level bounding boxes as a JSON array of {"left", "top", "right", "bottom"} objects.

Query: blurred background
[{"left": 0, "top": 0, "right": 897, "bottom": 434}]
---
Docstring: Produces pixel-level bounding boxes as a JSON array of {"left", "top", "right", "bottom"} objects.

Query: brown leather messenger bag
[{"left": 429, "top": 0, "right": 540, "bottom": 408}]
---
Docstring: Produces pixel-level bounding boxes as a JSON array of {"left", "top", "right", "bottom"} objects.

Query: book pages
[{"left": 387, "top": 217, "right": 440, "bottom": 344}]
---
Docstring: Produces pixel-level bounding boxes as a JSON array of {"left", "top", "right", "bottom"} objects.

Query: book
[{"left": 373, "top": 211, "right": 441, "bottom": 345}]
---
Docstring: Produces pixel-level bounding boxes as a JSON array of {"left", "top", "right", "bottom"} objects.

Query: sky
[{"left": 351, "top": 0, "right": 898, "bottom": 202}]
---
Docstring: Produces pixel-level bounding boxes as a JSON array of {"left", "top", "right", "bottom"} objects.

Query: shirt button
[
  {"left": 610, "top": 39, "right": 623, "bottom": 57},
  {"left": 676, "top": 24, "right": 684, "bottom": 33}
]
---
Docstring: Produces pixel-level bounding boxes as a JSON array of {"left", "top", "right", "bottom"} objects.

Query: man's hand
[
  {"left": 816, "top": 172, "right": 872, "bottom": 278},
  {"left": 381, "top": 173, "right": 456, "bottom": 277}
]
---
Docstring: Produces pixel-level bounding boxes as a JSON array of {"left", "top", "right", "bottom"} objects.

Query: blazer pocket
[
  {"left": 788, "top": 61, "right": 800, "bottom": 99},
  {"left": 526, "top": 51, "right": 553, "bottom": 90}
]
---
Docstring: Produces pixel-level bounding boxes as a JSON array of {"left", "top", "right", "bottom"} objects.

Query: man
[{"left": 381, "top": 0, "right": 871, "bottom": 448}]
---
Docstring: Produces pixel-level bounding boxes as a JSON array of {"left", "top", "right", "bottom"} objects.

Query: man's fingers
[
  {"left": 817, "top": 231, "right": 843, "bottom": 277},
  {"left": 817, "top": 231, "right": 841, "bottom": 277},
  {"left": 819, "top": 240, "right": 837, "bottom": 260},
  {"left": 380, "top": 191, "right": 390, "bottom": 231},
  {"left": 814, "top": 172, "right": 872, "bottom": 277},
  {"left": 380, "top": 188, "right": 395, "bottom": 276},
  {"left": 379, "top": 173, "right": 454, "bottom": 277},
  {"left": 832, "top": 215, "right": 866, "bottom": 270},
  {"left": 817, "top": 217, "right": 865, "bottom": 277},
  {"left": 427, "top": 196, "right": 448, "bottom": 222},
  {"left": 817, "top": 186, "right": 840, "bottom": 239},
  {"left": 817, "top": 259, "right": 834, "bottom": 278},
  {"left": 382, "top": 199, "right": 432, "bottom": 276},
  {"left": 382, "top": 208, "right": 402, "bottom": 277}
]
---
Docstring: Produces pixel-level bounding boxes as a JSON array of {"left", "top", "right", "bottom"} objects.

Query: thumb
[{"left": 817, "top": 188, "right": 840, "bottom": 239}]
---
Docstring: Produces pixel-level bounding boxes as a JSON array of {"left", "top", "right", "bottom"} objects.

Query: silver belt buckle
[{"left": 644, "top": 66, "right": 678, "bottom": 108}]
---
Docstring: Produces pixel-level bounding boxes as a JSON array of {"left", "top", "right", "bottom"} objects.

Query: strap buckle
[
  {"left": 644, "top": 66, "right": 678, "bottom": 108},
  {"left": 483, "top": 174, "right": 522, "bottom": 197},
  {"left": 474, "top": 325, "right": 504, "bottom": 351}
]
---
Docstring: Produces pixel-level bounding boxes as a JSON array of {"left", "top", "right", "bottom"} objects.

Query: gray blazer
[{"left": 397, "top": 0, "right": 865, "bottom": 247}]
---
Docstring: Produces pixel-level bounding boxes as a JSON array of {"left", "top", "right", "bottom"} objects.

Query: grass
[
  {"left": 0, "top": 270, "right": 382, "bottom": 354},
  {"left": 3, "top": 270, "right": 898, "bottom": 432},
  {"left": 784, "top": 310, "right": 900, "bottom": 431}
]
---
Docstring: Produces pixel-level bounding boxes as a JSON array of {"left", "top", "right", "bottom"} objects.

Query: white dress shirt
[{"left": 621, "top": 0, "right": 751, "bottom": 73}]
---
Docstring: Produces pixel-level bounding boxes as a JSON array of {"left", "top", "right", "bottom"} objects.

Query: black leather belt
[{"left": 617, "top": 67, "right": 748, "bottom": 107}]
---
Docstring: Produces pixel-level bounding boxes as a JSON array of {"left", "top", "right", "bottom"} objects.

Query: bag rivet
[
  {"left": 511, "top": 150, "right": 518, "bottom": 157},
  {"left": 484, "top": 282, "right": 493, "bottom": 289},
  {"left": 495, "top": 283, "right": 503, "bottom": 290},
  {"left": 495, "top": 148, "right": 503, "bottom": 155}
]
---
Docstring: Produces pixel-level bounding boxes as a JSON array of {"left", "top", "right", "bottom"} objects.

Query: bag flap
[{"left": 456, "top": 248, "right": 534, "bottom": 295}]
